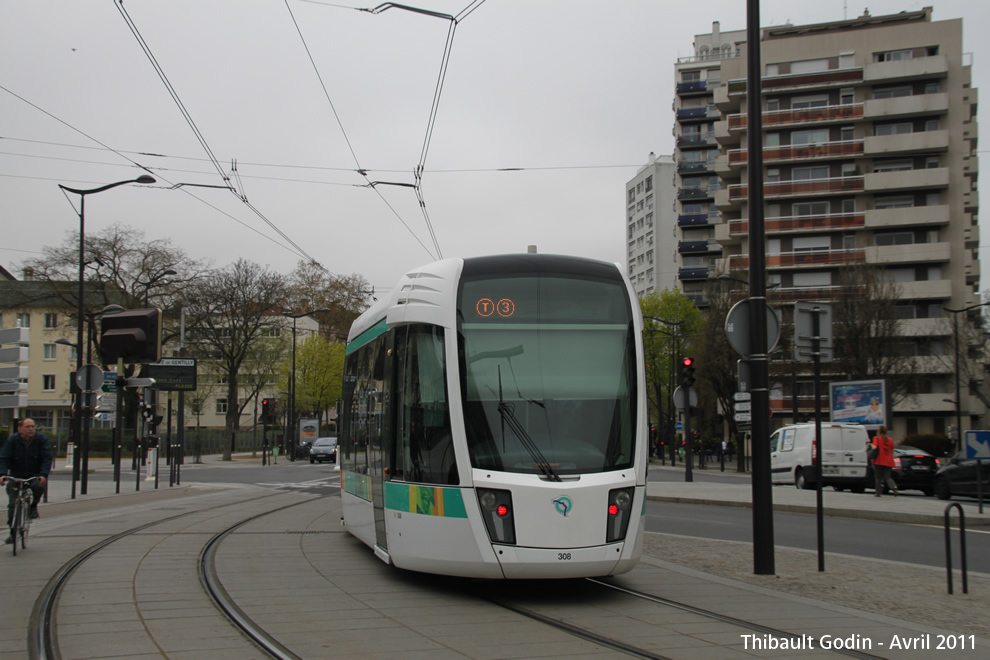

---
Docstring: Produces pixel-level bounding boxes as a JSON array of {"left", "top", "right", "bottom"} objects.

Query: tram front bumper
[{"left": 491, "top": 542, "right": 627, "bottom": 579}]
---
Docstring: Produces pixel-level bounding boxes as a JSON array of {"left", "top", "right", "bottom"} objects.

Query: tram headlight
[
  {"left": 606, "top": 487, "right": 635, "bottom": 543},
  {"left": 476, "top": 488, "right": 516, "bottom": 545}
]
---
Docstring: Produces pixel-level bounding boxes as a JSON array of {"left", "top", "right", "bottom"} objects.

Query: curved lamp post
[
  {"left": 943, "top": 302, "right": 990, "bottom": 453},
  {"left": 57, "top": 175, "right": 156, "bottom": 498},
  {"left": 282, "top": 309, "right": 331, "bottom": 461}
]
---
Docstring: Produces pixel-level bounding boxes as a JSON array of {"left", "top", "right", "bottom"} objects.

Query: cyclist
[{"left": 0, "top": 419, "right": 53, "bottom": 544}]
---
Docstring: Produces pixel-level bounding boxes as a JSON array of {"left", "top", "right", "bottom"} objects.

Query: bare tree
[
  {"left": 288, "top": 261, "right": 372, "bottom": 342},
  {"left": 832, "top": 264, "right": 920, "bottom": 407},
  {"left": 182, "top": 259, "right": 290, "bottom": 460}
]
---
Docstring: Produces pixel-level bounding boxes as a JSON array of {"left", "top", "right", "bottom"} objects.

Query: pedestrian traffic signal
[
  {"left": 680, "top": 357, "right": 696, "bottom": 388},
  {"left": 261, "top": 398, "right": 271, "bottom": 423}
]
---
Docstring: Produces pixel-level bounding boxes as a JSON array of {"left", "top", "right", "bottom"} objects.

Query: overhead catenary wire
[{"left": 115, "top": 0, "right": 321, "bottom": 268}]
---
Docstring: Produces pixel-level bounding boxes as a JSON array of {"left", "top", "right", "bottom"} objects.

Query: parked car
[
  {"left": 867, "top": 445, "right": 940, "bottom": 496},
  {"left": 309, "top": 437, "right": 337, "bottom": 464},
  {"left": 934, "top": 451, "right": 990, "bottom": 500}
]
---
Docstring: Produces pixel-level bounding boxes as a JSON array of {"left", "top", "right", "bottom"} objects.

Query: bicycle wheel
[
  {"left": 19, "top": 499, "right": 29, "bottom": 550},
  {"left": 10, "top": 501, "right": 22, "bottom": 557}
]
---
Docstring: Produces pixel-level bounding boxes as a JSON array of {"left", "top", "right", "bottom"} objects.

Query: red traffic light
[{"left": 681, "top": 357, "right": 694, "bottom": 367}]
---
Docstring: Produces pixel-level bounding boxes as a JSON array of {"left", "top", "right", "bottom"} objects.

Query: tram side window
[
  {"left": 394, "top": 324, "right": 456, "bottom": 485},
  {"left": 341, "top": 334, "right": 386, "bottom": 478}
]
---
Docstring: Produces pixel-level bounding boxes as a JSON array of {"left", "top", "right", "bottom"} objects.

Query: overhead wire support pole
[{"left": 746, "top": 0, "right": 775, "bottom": 576}]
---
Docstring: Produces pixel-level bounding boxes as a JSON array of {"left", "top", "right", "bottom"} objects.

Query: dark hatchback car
[
  {"left": 867, "top": 446, "right": 941, "bottom": 496},
  {"left": 309, "top": 437, "right": 337, "bottom": 464},
  {"left": 935, "top": 451, "right": 990, "bottom": 500}
]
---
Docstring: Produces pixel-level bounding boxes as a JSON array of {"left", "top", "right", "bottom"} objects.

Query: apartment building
[
  {"left": 625, "top": 153, "right": 677, "bottom": 297},
  {"left": 673, "top": 8, "right": 981, "bottom": 438}
]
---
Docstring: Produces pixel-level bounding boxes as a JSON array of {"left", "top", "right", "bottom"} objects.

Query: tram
[{"left": 338, "top": 253, "right": 648, "bottom": 579}]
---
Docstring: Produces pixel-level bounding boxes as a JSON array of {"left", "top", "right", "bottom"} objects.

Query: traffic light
[
  {"left": 261, "top": 398, "right": 271, "bottom": 423},
  {"left": 680, "top": 356, "right": 696, "bottom": 388},
  {"left": 100, "top": 309, "right": 162, "bottom": 364}
]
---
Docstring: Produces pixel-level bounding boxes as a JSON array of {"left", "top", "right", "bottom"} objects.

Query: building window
[
  {"left": 261, "top": 327, "right": 282, "bottom": 338},
  {"left": 925, "top": 119, "right": 940, "bottom": 132},
  {"left": 43, "top": 344, "right": 57, "bottom": 361},
  {"left": 842, "top": 199, "right": 856, "bottom": 214},
  {"left": 840, "top": 88, "right": 855, "bottom": 105},
  {"left": 874, "top": 195, "right": 914, "bottom": 209},
  {"left": 766, "top": 63, "right": 779, "bottom": 76},
  {"left": 42, "top": 375, "right": 56, "bottom": 392},
  {"left": 925, "top": 156, "right": 941, "bottom": 169},
  {"left": 924, "top": 82, "right": 939, "bottom": 94},
  {"left": 873, "top": 159, "right": 913, "bottom": 173},
  {"left": 216, "top": 399, "right": 228, "bottom": 415},
  {"left": 16, "top": 313, "right": 30, "bottom": 328},
  {"left": 682, "top": 69, "right": 701, "bottom": 82},
  {"left": 875, "top": 49, "right": 913, "bottom": 62},
  {"left": 874, "top": 122, "right": 912, "bottom": 136},
  {"left": 840, "top": 126, "right": 855, "bottom": 142},
  {"left": 792, "top": 166, "right": 829, "bottom": 181},
  {"left": 791, "top": 94, "right": 829, "bottom": 109},
  {"left": 791, "top": 128, "right": 829, "bottom": 145},
  {"left": 645, "top": 176, "right": 653, "bottom": 192},
  {"left": 627, "top": 188, "right": 635, "bottom": 203},
  {"left": 791, "top": 58, "right": 829, "bottom": 74},
  {"left": 792, "top": 201, "right": 829, "bottom": 216},
  {"left": 876, "top": 232, "right": 915, "bottom": 246},
  {"left": 44, "top": 313, "right": 58, "bottom": 329},
  {"left": 873, "top": 86, "right": 912, "bottom": 99}
]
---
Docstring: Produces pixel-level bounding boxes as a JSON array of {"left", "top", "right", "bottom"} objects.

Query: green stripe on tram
[
  {"left": 346, "top": 318, "right": 390, "bottom": 355},
  {"left": 385, "top": 482, "right": 468, "bottom": 518}
]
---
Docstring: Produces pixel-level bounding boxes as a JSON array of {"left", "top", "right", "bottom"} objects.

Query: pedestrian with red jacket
[{"left": 871, "top": 426, "right": 897, "bottom": 497}]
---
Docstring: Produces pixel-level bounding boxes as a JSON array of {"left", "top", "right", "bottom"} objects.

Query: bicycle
[{"left": 5, "top": 476, "right": 40, "bottom": 556}]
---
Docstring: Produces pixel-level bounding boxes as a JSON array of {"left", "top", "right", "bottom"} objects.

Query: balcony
[
  {"left": 728, "top": 212, "right": 865, "bottom": 236},
  {"left": 898, "top": 279, "right": 953, "bottom": 299},
  {"left": 864, "top": 93, "right": 948, "bottom": 120},
  {"left": 727, "top": 68, "right": 864, "bottom": 96},
  {"left": 679, "top": 267, "right": 714, "bottom": 281},
  {"left": 729, "top": 176, "right": 865, "bottom": 200},
  {"left": 864, "top": 130, "right": 948, "bottom": 156},
  {"left": 678, "top": 240, "right": 721, "bottom": 254},
  {"left": 678, "top": 160, "right": 716, "bottom": 175},
  {"left": 676, "top": 80, "right": 710, "bottom": 95},
  {"left": 728, "top": 139, "right": 864, "bottom": 165},
  {"left": 897, "top": 393, "right": 956, "bottom": 414},
  {"left": 677, "top": 132, "right": 717, "bottom": 149},
  {"left": 864, "top": 167, "right": 948, "bottom": 193},
  {"left": 868, "top": 242, "right": 950, "bottom": 265},
  {"left": 864, "top": 54, "right": 948, "bottom": 84},
  {"left": 728, "top": 103, "right": 865, "bottom": 131},
  {"left": 678, "top": 185, "right": 719, "bottom": 200},
  {"left": 729, "top": 248, "right": 866, "bottom": 271},
  {"left": 677, "top": 107, "right": 719, "bottom": 122},
  {"left": 865, "top": 205, "right": 949, "bottom": 228},
  {"left": 678, "top": 213, "right": 721, "bottom": 227}
]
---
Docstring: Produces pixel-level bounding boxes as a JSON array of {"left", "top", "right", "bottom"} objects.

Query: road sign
[
  {"left": 725, "top": 299, "right": 782, "bottom": 357},
  {"left": 734, "top": 412, "right": 752, "bottom": 422},
  {"left": 675, "top": 421, "right": 684, "bottom": 432},
  {"left": 734, "top": 401, "right": 751, "bottom": 412},
  {"left": 734, "top": 391, "right": 751, "bottom": 402},
  {"left": 794, "top": 301, "right": 834, "bottom": 362},
  {"left": 673, "top": 386, "right": 698, "bottom": 410},
  {"left": 144, "top": 359, "right": 197, "bottom": 391},
  {"left": 75, "top": 364, "right": 105, "bottom": 392},
  {"left": 965, "top": 430, "right": 990, "bottom": 460}
]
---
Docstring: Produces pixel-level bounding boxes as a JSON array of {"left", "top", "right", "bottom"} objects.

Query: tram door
[{"left": 369, "top": 333, "right": 391, "bottom": 553}]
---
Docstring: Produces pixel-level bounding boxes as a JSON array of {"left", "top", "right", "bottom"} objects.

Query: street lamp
[
  {"left": 58, "top": 175, "right": 156, "bottom": 499},
  {"left": 282, "top": 308, "right": 331, "bottom": 461},
  {"left": 943, "top": 302, "right": 990, "bottom": 453}
]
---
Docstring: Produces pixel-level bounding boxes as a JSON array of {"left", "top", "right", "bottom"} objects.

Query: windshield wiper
[{"left": 497, "top": 366, "right": 561, "bottom": 482}]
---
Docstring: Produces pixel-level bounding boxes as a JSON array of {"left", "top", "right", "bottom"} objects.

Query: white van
[{"left": 770, "top": 423, "right": 869, "bottom": 491}]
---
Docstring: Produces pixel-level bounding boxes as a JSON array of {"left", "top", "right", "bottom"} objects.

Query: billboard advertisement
[{"left": 829, "top": 379, "right": 887, "bottom": 429}]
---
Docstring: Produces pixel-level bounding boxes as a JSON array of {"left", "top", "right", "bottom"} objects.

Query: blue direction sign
[
  {"left": 965, "top": 430, "right": 990, "bottom": 460},
  {"left": 675, "top": 421, "right": 684, "bottom": 432}
]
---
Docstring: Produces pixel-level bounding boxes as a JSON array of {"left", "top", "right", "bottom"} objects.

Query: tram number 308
[{"left": 557, "top": 553, "right": 572, "bottom": 561}]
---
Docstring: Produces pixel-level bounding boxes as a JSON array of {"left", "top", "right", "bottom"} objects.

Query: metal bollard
[{"left": 944, "top": 503, "right": 968, "bottom": 594}]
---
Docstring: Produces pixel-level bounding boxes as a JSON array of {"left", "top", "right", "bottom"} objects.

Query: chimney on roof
[{"left": 22, "top": 267, "right": 34, "bottom": 281}]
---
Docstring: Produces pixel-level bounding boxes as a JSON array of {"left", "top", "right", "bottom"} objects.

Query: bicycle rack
[{"left": 943, "top": 503, "right": 968, "bottom": 595}]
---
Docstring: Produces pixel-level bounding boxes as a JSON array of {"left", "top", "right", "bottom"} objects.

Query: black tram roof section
[{"left": 460, "top": 254, "right": 623, "bottom": 282}]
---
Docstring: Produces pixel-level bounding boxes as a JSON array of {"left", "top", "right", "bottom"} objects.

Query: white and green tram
[{"left": 339, "top": 253, "right": 648, "bottom": 579}]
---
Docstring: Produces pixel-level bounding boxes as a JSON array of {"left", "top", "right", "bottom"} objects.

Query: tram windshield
[{"left": 458, "top": 269, "right": 637, "bottom": 476}]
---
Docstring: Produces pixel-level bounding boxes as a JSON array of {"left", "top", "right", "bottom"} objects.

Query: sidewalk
[{"left": 646, "top": 458, "right": 990, "bottom": 527}]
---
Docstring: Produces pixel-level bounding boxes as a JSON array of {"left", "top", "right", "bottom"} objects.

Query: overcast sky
[{"left": 2, "top": 0, "right": 986, "bottom": 297}]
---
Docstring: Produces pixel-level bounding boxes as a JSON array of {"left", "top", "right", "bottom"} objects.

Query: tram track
[
  {"left": 30, "top": 491, "right": 301, "bottom": 660},
  {"left": 476, "top": 576, "right": 891, "bottom": 660}
]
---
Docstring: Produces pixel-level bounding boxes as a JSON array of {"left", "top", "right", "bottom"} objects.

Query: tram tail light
[
  {"left": 606, "top": 487, "right": 635, "bottom": 543},
  {"left": 477, "top": 488, "right": 516, "bottom": 545}
]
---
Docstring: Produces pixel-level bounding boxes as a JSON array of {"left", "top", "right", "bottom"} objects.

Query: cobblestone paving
[{"left": 643, "top": 532, "right": 990, "bottom": 638}]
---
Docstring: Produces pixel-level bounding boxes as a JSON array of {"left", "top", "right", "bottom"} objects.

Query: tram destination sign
[{"left": 143, "top": 358, "right": 197, "bottom": 391}]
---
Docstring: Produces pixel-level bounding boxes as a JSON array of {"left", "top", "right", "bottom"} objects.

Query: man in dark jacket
[{"left": 0, "top": 419, "right": 53, "bottom": 543}]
